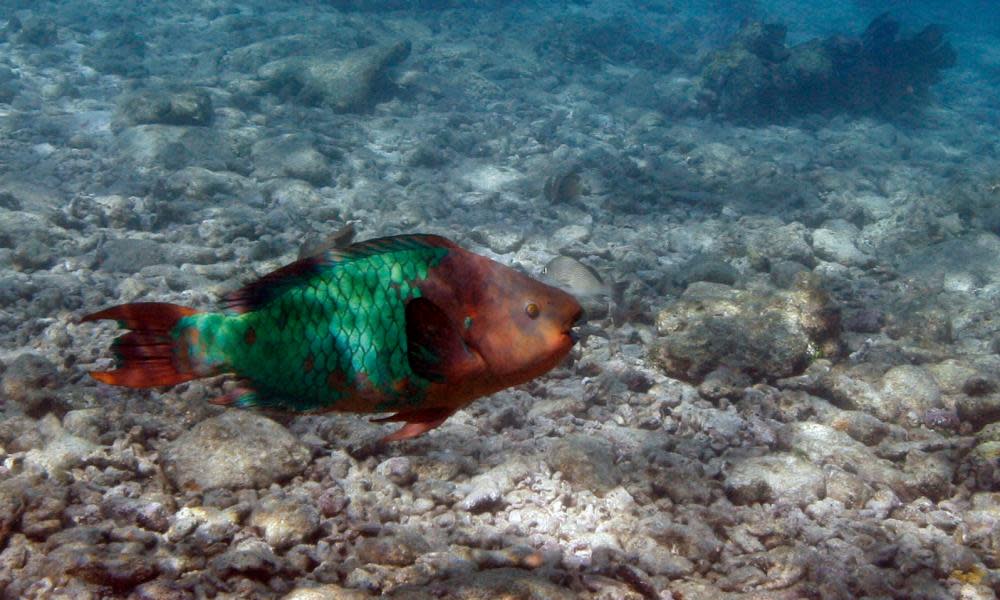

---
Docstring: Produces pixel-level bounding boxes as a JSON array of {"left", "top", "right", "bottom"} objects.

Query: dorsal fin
[
  {"left": 298, "top": 222, "right": 357, "bottom": 260},
  {"left": 223, "top": 234, "right": 457, "bottom": 313}
]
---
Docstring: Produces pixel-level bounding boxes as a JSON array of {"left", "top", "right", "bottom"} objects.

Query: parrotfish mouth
[{"left": 566, "top": 306, "right": 584, "bottom": 345}]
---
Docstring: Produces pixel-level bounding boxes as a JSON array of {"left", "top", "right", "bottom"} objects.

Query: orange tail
[{"left": 82, "top": 302, "right": 200, "bottom": 388}]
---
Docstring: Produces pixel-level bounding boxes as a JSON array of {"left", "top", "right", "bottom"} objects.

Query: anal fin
[
  {"left": 210, "top": 386, "right": 259, "bottom": 408},
  {"left": 371, "top": 407, "right": 456, "bottom": 442}
]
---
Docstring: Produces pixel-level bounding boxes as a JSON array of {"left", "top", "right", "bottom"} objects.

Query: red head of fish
[{"left": 415, "top": 243, "right": 583, "bottom": 404}]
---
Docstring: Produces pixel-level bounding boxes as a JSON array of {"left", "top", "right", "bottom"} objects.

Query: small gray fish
[{"left": 542, "top": 256, "right": 610, "bottom": 298}]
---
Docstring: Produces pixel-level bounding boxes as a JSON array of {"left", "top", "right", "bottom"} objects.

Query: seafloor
[{"left": 1, "top": 0, "right": 1000, "bottom": 598}]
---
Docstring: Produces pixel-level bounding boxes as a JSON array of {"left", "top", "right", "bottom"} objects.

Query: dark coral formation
[{"left": 697, "top": 13, "right": 957, "bottom": 122}]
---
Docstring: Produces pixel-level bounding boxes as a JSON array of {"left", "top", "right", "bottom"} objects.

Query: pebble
[
  {"left": 956, "top": 394, "right": 1000, "bottom": 430},
  {"left": 0, "top": 477, "right": 28, "bottom": 546},
  {"left": 626, "top": 534, "right": 695, "bottom": 577},
  {"left": 724, "top": 452, "right": 826, "bottom": 506},
  {"left": 22, "top": 415, "right": 97, "bottom": 482},
  {"left": 166, "top": 506, "right": 241, "bottom": 545},
  {"left": 249, "top": 495, "right": 321, "bottom": 550},
  {"left": 163, "top": 411, "right": 310, "bottom": 491},
  {"left": 878, "top": 365, "right": 942, "bottom": 424},
  {"left": 283, "top": 584, "right": 372, "bottom": 600},
  {"left": 966, "top": 441, "right": 1000, "bottom": 490},
  {"left": 1, "top": 353, "right": 58, "bottom": 415},
  {"left": 824, "top": 408, "right": 891, "bottom": 446},
  {"left": 812, "top": 225, "right": 872, "bottom": 267},
  {"left": 746, "top": 221, "right": 815, "bottom": 268},
  {"left": 375, "top": 456, "right": 416, "bottom": 487},
  {"left": 458, "top": 460, "right": 529, "bottom": 513},
  {"left": 470, "top": 225, "right": 524, "bottom": 254},
  {"left": 551, "top": 224, "right": 592, "bottom": 248},
  {"left": 355, "top": 529, "right": 430, "bottom": 567},
  {"left": 251, "top": 135, "right": 332, "bottom": 186},
  {"left": 546, "top": 434, "right": 621, "bottom": 495},
  {"left": 780, "top": 422, "right": 904, "bottom": 494},
  {"left": 119, "top": 88, "right": 214, "bottom": 126},
  {"left": 211, "top": 538, "right": 282, "bottom": 578},
  {"left": 62, "top": 409, "right": 105, "bottom": 444}
]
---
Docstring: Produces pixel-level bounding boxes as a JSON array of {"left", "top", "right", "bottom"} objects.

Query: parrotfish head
[{"left": 459, "top": 253, "right": 583, "bottom": 388}]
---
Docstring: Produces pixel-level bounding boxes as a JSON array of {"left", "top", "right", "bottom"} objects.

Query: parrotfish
[{"left": 83, "top": 234, "right": 582, "bottom": 442}]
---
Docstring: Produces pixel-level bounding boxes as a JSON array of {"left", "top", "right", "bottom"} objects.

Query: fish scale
[{"left": 171, "top": 242, "right": 448, "bottom": 412}]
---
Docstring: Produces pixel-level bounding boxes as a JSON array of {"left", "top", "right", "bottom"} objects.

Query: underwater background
[{"left": 1, "top": 0, "right": 1000, "bottom": 597}]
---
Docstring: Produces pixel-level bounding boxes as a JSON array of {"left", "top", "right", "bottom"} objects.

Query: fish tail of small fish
[{"left": 81, "top": 302, "right": 214, "bottom": 388}]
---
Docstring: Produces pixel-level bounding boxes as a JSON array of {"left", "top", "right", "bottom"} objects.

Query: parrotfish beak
[{"left": 567, "top": 306, "right": 584, "bottom": 344}]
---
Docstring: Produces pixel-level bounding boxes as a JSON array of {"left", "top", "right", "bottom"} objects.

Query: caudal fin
[{"left": 82, "top": 302, "right": 200, "bottom": 388}]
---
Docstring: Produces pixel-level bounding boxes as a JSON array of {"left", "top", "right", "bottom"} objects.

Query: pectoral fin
[{"left": 405, "top": 297, "right": 483, "bottom": 383}]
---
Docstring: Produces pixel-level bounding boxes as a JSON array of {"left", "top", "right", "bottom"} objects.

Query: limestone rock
[
  {"left": 653, "top": 279, "right": 840, "bottom": 382},
  {"left": 83, "top": 30, "right": 147, "bottom": 77},
  {"left": 458, "top": 459, "right": 531, "bottom": 513},
  {"left": 249, "top": 495, "right": 321, "bottom": 550},
  {"left": 355, "top": 530, "right": 430, "bottom": 567},
  {"left": 1, "top": 353, "right": 58, "bottom": 415},
  {"left": 724, "top": 452, "right": 825, "bottom": 506},
  {"left": 22, "top": 414, "right": 98, "bottom": 481},
  {"left": 116, "top": 125, "right": 239, "bottom": 172},
  {"left": 251, "top": 135, "right": 332, "bottom": 186},
  {"left": 780, "top": 422, "right": 905, "bottom": 497},
  {"left": 878, "top": 365, "right": 943, "bottom": 424},
  {"left": 259, "top": 41, "right": 411, "bottom": 112},
  {"left": 0, "top": 477, "right": 28, "bottom": 547},
  {"left": 546, "top": 434, "right": 621, "bottom": 495},
  {"left": 120, "top": 88, "right": 214, "bottom": 126},
  {"left": 812, "top": 226, "right": 873, "bottom": 267},
  {"left": 163, "top": 411, "right": 310, "bottom": 491},
  {"left": 211, "top": 538, "right": 283, "bottom": 578},
  {"left": 284, "top": 585, "right": 372, "bottom": 600}
]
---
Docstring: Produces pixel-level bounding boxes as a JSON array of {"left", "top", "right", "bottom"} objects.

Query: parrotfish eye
[{"left": 524, "top": 302, "right": 540, "bottom": 319}]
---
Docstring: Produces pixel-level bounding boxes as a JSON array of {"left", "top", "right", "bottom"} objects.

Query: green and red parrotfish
[{"left": 83, "top": 234, "right": 582, "bottom": 442}]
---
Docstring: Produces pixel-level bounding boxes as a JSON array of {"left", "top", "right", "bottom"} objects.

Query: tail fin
[{"left": 82, "top": 302, "right": 200, "bottom": 388}]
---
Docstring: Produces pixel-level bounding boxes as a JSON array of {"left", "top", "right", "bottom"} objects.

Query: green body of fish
[{"left": 172, "top": 239, "right": 449, "bottom": 412}]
